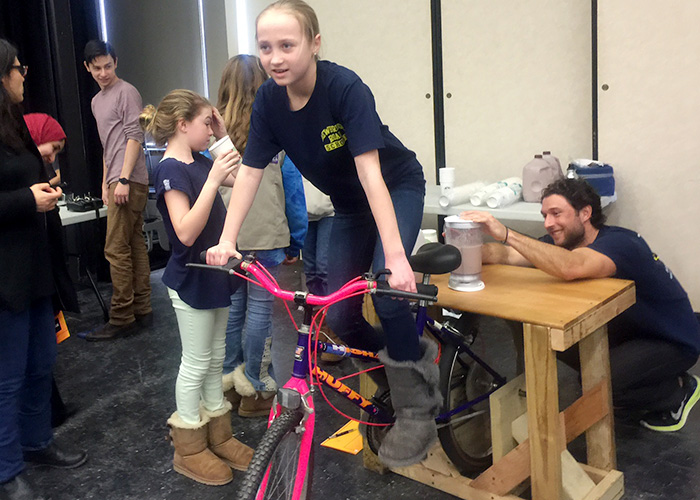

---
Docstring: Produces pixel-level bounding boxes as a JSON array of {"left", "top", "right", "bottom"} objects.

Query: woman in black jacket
[{"left": 0, "top": 38, "right": 86, "bottom": 500}]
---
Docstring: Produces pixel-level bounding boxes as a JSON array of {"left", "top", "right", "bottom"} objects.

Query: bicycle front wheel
[
  {"left": 236, "top": 409, "right": 313, "bottom": 500},
  {"left": 437, "top": 343, "right": 494, "bottom": 475}
]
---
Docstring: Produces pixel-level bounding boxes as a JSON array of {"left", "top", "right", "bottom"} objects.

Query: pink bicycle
[{"left": 189, "top": 244, "right": 507, "bottom": 500}]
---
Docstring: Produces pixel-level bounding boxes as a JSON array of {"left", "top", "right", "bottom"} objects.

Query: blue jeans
[
  {"left": 0, "top": 297, "right": 55, "bottom": 483},
  {"left": 303, "top": 216, "right": 334, "bottom": 296},
  {"left": 223, "top": 250, "right": 281, "bottom": 392},
  {"left": 325, "top": 175, "right": 425, "bottom": 362}
]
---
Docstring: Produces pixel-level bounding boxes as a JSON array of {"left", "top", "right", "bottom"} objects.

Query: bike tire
[
  {"left": 236, "top": 409, "right": 312, "bottom": 500},
  {"left": 437, "top": 342, "right": 494, "bottom": 475}
]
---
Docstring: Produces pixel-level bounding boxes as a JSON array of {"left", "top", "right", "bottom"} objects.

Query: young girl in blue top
[
  {"left": 140, "top": 90, "right": 253, "bottom": 486},
  {"left": 207, "top": 0, "right": 440, "bottom": 468}
]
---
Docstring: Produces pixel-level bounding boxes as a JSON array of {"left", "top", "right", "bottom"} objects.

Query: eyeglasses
[{"left": 11, "top": 65, "right": 28, "bottom": 77}]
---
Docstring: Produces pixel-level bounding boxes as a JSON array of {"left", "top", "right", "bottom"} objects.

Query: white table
[
  {"left": 424, "top": 185, "right": 615, "bottom": 222},
  {"left": 58, "top": 202, "right": 109, "bottom": 321},
  {"left": 58, "top": 202, "right": 107, "bottom": 225}
]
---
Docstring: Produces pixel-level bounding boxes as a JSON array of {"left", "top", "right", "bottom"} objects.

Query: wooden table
[{"left": 379, "top": 265, "right": 635, "bottom": 500}]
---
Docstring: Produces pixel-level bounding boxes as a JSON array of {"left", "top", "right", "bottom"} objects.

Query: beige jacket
[{"left": 219, "top": 153, "right": 290, "bottom": 251}]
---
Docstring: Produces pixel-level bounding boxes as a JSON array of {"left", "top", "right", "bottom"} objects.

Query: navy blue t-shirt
[
  {"left": 153, "top": 154, "right": 239, "bottom": 309},
  {"left": 541, "top": 226, "right": 700, "bottom": 355},
  {"left": 243, "top": 60, "right": 423, "bottom": 213}
]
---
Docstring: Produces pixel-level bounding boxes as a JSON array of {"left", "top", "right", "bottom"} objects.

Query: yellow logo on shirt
[{"left": 321, "top": 123, "right": 347, "bottom": 152}]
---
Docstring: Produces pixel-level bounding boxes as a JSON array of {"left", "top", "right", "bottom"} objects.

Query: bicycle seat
[{"left": 409, "top": 242, "right": 462, "bottom": 275}]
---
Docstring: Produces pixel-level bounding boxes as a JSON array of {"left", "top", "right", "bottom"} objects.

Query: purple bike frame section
[{"left": 290, "top": 331, "right": 384, "bottom": 418}]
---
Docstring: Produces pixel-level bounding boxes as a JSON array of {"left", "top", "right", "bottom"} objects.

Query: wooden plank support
[
  {"left": 391, "top": 444, "right": 524, "bottom": 500},
  {"left": 549, "top": 289, "right": 635, "bottom": 351},
  {"left": 579, "top": 326, "right": 616, "bottom": 471},
  {"left": 511, "top": 414, "right": 596, "bottom": 500},
  {"left": 490, "top": 374, "right": 527, "bottom": 462},
  {"left": 580, "top": 467, "right": 624, "bottom": 500},
  {"left": 522, "top": 323, "right": 562, "bottom": 500},
  {"left": 471, "top": 379, "right": 609, "bottom": 496}
]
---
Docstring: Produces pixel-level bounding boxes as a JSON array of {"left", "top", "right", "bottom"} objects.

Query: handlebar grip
[
  {"left": 416, "top": 283, "right": 439, "bottom": 298},
  {"left": 198, "top": 251, "right": 243, "bottom": 271},
  {"left": 374, "top": 281, "right": 438, "bottom": 302}
]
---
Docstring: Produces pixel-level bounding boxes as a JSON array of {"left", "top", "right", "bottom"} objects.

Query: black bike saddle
[{"left": 409, "top": 242, "right": 462, "bottom": 275}]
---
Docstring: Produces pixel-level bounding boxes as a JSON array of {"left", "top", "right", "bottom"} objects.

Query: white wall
[
  {"left": 218, "top": 1, "right": 699, "bottom": 307},
  {"left": 598, "top": 1, "right": 700, "bottom": 307}
]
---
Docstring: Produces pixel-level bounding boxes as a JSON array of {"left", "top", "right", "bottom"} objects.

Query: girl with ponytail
[{"left": 140, "top": 89, "right": 254, "bottom": 486}]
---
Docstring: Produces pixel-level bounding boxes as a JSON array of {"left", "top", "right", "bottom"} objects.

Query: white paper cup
[
  {"left": 209, "top": 135, "right": 236, "bottom": 160},
  {"left": 439, "top": 167, "right": 455, "bottom": 187}
]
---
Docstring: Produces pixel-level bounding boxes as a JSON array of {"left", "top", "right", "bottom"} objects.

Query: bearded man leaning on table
[{"left": 460, "top": 177, "right": 700, "bottom": 432}]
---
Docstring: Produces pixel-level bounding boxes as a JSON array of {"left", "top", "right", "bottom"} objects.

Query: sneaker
[{"left": 641, "top": 374, "right": 700, "bottom": 432}]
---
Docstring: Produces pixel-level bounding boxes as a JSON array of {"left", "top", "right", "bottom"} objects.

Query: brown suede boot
[
  {"left": 222, "top": 371, "right": 242, "bottom": 408},
  {"left": 202, "top": 402, "right": 254, "bottom": 471},
  {"left": 167, "top": 412, "right": 233, "bottom": 485},
  {"left": 238, "top": 392, "right": 276, "bottom": 418},
  {"left": 232, "top": 364, "right": 277, "bottom": 418},
  {"left": 320, "top": 327, "right": 347, "bottom": 363}
]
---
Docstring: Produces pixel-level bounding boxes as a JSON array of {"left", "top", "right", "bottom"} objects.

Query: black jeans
[
  {"left": 558, "top": 332, "right": 697, "bottom": 412},
  {"left": 510, "top": 321, "right": 698, "bottom": 412}
]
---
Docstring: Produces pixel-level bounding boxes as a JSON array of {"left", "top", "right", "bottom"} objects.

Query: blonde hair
[
  {"left": 257, "top": 0, "right": 320, "bottom": 60},
  {"left": 216, "top": 55, "right": 268, "bottom": 155},
  {"left": 139, "top": 89, "right": 211, "bottom": 146}
]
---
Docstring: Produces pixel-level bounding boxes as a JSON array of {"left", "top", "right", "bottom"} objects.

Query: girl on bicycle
[
  {"left": 140, "top": 90, "right": 253, "bottom": 486},
  {"left": 207, "top": 0, "right": 442, "bottom": 468},
  {"left": 217, "top": 54, "right": 307, "bottom": 417}
]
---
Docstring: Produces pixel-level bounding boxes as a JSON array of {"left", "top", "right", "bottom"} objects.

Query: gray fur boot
[{"left": 377, "top": 337, "right": 442, "bottom": 468}]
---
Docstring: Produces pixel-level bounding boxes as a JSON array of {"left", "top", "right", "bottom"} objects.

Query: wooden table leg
[
  {"left": 578, "top": 325, "right": 616, "bottom": 471},
  {"left": 524, "top": 323, "right": 562, "bottom": 500}
]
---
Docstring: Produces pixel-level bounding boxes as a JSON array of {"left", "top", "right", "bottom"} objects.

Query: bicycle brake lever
[{"left": 363, "top": 268, "right": 392, "bottom": 281}]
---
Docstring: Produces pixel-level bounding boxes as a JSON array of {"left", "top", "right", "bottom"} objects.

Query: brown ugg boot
[
  {"left": 167, "top": 412, "right": 232, "bottom": 485},
  {"left": 238, "top": 392, "right": 276, "bottom": 417},
  {"left": 233, "top": 364, "right": 277, "bottom": 418},
  {"left": 201, "top": 402, "right": 254, "bottom": 471},
  {"left": 222, "top": 371, "right": 242, "bottom": 408},
  {"left": 320, "top": 327, "right": 347, "bottom": 363}
]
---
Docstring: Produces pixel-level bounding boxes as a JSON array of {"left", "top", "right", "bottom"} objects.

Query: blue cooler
[{"left": 573, "top": 163, "right": 615, "bottom": 196}]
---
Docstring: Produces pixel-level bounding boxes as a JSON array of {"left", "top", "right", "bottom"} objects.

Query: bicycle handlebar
[{"left": 190, "top": 252, "right": 438, "bottom": 305}]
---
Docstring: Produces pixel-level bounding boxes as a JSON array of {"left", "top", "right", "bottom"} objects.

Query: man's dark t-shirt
[{"left": 541, "top": 225, "right": 700, "bottom": 356}]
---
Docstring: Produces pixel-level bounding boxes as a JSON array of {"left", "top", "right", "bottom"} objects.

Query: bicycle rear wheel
[
  {"left": 236, "top": 409, "right": 312, "bottom": 500},
  {"left": 437, "top": 342, "right": 494, "bottom": 475}
]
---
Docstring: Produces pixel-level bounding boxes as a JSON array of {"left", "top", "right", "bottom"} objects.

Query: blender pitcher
[{"left": 444, "top": 215, "right": 485, "bottom": 292}]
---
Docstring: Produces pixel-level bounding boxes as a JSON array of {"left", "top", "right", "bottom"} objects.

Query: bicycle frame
[{"left": 198, "top": 255, "right": 506, "bottom": 499}]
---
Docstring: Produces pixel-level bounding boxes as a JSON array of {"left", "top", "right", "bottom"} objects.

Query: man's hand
[
  {"left": 114, "top": 182, "right": 130, "bottom": 205},
  {"left": 101, "top": 182, "right": 109, "bottom": 206},
  {"left": 459, "top": 210, "right": 507, "bottom": 242},
  {"left": 206, "top": 240, "right": 241, "bottom": 266},
  {"left": 30, "top": 183, "right": 61, "bottom": 212}
]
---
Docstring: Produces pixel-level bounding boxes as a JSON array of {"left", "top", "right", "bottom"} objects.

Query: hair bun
[{"left": 139, "top": 104, "right": 157, "bottom": 131}]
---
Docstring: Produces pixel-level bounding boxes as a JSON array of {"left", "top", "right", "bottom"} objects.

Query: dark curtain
[{"left": 1, "top": 0, "right": 103, "bottom": 196}]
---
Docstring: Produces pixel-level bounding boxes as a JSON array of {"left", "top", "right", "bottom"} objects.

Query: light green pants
[{"left": 168, "top": 288, "right": 229, "bottom": 425}]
